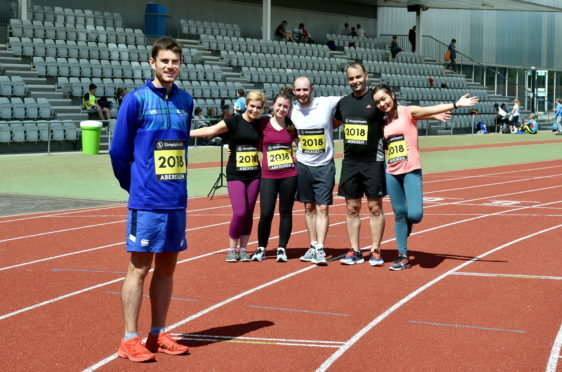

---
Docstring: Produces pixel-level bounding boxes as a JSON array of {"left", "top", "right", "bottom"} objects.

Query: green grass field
[{"left": 0, "top": 132, "right": 560, "bottom": 201}]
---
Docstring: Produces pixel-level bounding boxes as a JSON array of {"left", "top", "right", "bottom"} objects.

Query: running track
[{"left": 1, "top": 161, "right": 561, "bottom": 371}]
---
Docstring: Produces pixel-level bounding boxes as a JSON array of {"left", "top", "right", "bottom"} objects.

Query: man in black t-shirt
[{"left": 334, "top": 61, "right": 386, "bottom": 267}]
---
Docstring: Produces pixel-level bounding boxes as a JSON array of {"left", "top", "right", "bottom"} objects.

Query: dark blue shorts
[
  {"left": 126, "top": 209, "right": 187, "bottom": 253},
  {"left": 296, "top": 160, "right": 335, "bottom": 205}
]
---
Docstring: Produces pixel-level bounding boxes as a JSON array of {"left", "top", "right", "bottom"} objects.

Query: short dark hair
[
  {"left": 194, "top": 107, "right": 202, "bottom": 115},
  {"left": 451, "top": 39, "right": 456, "bottom": 43},
  {"left": 151, "top": 36, "right": 182, "bottom": 60},
  {"left": 282, "top": 20, "right": 287, "bottom": 24},
  {"left": 346, "top": 60, "right": 366, "bottom": 74},
  {"left": 89, "top": 83, "right": 97, "bottom": 90},
  {"left": 236, "top": 88, "right": 245, "bottom": 97}
]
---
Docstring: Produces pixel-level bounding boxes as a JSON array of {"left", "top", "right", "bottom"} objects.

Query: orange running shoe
[
  {"left": 117, "top": 337, "right": 156, "bottom": 362},
  {"left": 146, "top": 332, "right": 189, "bottom": 355}
]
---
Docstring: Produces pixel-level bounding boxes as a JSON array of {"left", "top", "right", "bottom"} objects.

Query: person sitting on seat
[
  {"left": 390, "top": 35, "right": 402, "bottom": 60},
  {"left": 275, "top": 20, "right": 293, "bottom": 41},
  {"left": 83, "top": 83, "right": 110, "bottom": 121},
  {"left": 519, "top": 114, "right": 538, "bottom": 134}
]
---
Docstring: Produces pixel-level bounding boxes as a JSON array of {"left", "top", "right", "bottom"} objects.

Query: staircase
[{"left": 0, "top": 43, "right": 87, "bottom": 122}]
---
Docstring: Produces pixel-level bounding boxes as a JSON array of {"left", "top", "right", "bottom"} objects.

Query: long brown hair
[
  {"left": 372, "top": 83, "right": 398, "bottom": 121},
  {"left": 272, "top": 92, "right": 296, "bottom": 135}
]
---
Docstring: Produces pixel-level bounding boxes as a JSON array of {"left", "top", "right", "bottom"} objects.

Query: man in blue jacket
[{"left": 110, "top": 37, "right": 193, "bottom": 362}]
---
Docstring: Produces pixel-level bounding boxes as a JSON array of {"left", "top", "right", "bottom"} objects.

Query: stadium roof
[{"left": 351, "top": 0, "right": 562, "bottom": 12}]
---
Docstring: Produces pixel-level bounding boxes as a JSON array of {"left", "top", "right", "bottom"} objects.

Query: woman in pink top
[
  {"left": 372, "top": 84, "right": 478, "bottom": 270},
  {"left": 251, "top": 92, "right": 299, "bottom": 263}
]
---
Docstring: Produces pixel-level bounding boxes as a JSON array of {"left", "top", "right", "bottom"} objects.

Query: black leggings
[{"left": 257, "top": 176, "right": 298, "bottom": 248}]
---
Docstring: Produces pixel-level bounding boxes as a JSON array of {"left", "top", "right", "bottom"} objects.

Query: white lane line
[
  {"left": 424, "top": 173, "right": 562, "bottom": 197},
  {"left": 546, "top": 324, "right": 562, "bottom": 372},
  {"left": 0, "top": 242, "right": 122, "bottom": 272},
  {"left": 248, "top": 305, "right": 349, "bottom": 317},
  {"left": 424, "top": 164, "right": 562, "bottom": 185},
  {"left": 177, "top": 336, "right": 341, "bottom": 348},
  {"left": 452, "top": 272, "right": 562, "bottom": 280},
  {"left": 82, "top": 265, "right": 318, "bottom": 371},
  {"left": 408, "top": 320, "right": 525, "bottom": 333},
  {"left": 0, "top": 203, "right": 238, "bottom": 243},
  {"left": 170, "top": 333, "right": 345, "bottom": 345},
  {"left": 83, "top": 200, "right": 562, "bottom": 370},
  {"left": 316, "top": 224, "right": 562, "bottom": 372},
  {"left": 0, "top": 204, "right": 126, "bottom": 222},
  {"left": 0, "top": 220, "right": 126, "bottom": 244},
  {"left": 0, "top": 247, "right": 227, "bottom": 322},
  {"left": 2, "top": 180, "right": 560, "bottom": 272}
]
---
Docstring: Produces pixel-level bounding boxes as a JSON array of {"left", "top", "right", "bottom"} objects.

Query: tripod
[{"left": 207, "top": 143, "right": 227, "bottom": 199}]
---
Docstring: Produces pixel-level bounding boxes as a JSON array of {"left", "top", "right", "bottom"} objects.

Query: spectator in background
[
  {"left": 341, "top": 22, "right": 351, "bottom": 36},
  {"left": 447, "top": 39, "right": 457, "bottom": 72},
  {"left": 115, "top": 87, "right": 127, "bottom": 108},
  {"left": 494, "top": 103, "right": 509, "bottom": 133},
  {"left": 428, "top": 77, "right": 434, "bottom": 88},
  {"left": 508, "top": 99, "right": 520, "bottom": 133},
  {"left": 221, "top": 104, "right": 233, "bottom": 119},
  {"left": 83, "top": 83, "right": 111, "bottom": 121},
  {"left": 390, "top": 35, "right": 402, "bottom": 60},
  {"left": 263, "top": 105, "right": 272, "bottom": 115},
  {"left": 206, "top": 107, "right": 217, "bottom": 119},
  {"left": 275, "top": 20, "right": 293, "bottom": 41},
  {"left": 192, "top": 107, "right": 209, "bottom": 129},
  {"left": 519, "top": 114, "right": 538, "bottom": 134},
  {"left": 554, "top": 98, "right": 562, "bottom": 134},
  {"left": 356, "top": 24, "right": 365, "bottom": 38},
  {"left": 233, "top": 89, "right": 246, "bottom": 114},
  {"left": 350, "top": 27, "right": 358, "bottom": 37},
  {"left": 294, "top": 23, "right": 312, "bottom": 44},
  {"left": 409, "top": 26, "right": 416, "bottom": 52}
]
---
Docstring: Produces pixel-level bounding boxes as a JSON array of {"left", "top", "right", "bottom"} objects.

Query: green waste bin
[{"left": 80, "top": 120, "right": 103, "bottom": 154}]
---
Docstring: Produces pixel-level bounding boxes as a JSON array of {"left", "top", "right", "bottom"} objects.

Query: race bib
[
  {"left": 266, "top": 144, "right": 294, "bottom": 171},
  {"left": 344, "top": 119, "right": 368, "bottom": 145},
  {"left": 299, "top": 128, "right": 325, "bottom": 154},
  {"left": 236, "top": 145, "right": 259, "bottom": 171},
  {"left": 386, "top": 134, "right": 408, "bottom": 164},
  {"left": 154, "top": 139, "right": 186, "bottom": 181}
]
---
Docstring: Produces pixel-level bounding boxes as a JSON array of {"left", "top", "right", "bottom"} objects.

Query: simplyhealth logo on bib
[{"left": 154, "top": 139, "right": 187, "bottom": 181}]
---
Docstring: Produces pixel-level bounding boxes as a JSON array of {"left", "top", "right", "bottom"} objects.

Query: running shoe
[
  {"left": 311, "top": 248, "right": 328, "bottom": 265},
  {"left": 389, "top": 255, "right": 411, "bottom": 271},
  {"left": 369, "top": 249, "right": 384, "bottom": 267},
  {"left": 146, "top": 332, "right": 189, "bottom": 355},
  {"left": 117, "top": 337, "right": 156, "bottom": 362},
  {"left": 251, "top": 247, "right": 266, "bottom": 261},
  {"left": 238, "top": 250, "right": 251, "bottom": 262},
  {"left": 226, "top": 249, "right": 238, "bottom": 262},
  {"left": 340, "top": 250, "right": 364, "bottom": 265},
  {"left": 300, "top": 245, "right": 317, "bottom": 262},
  {"left": 276, "top": 248, "right": 288, "bottom": 262}
]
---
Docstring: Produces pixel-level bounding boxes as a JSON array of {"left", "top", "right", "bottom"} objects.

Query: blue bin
[{"left": 144, "top": 3, "right": 167, "bottom": 37}]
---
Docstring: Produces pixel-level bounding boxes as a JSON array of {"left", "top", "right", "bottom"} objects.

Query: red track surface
[{"left": 1, "top": 161, "right": 561, "bottom": 371}]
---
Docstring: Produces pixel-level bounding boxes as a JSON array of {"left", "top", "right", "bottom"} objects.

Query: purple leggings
[{"left": 227, "top": 178, "right": 260, "bottom": 239}]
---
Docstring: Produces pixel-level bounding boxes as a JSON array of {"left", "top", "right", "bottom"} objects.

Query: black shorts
[
  {"left": 296, "top": 160, "right": 335, "bottom": 205},
  {"left": 338, "top": 160, "right": 386, "bottom": 199}
]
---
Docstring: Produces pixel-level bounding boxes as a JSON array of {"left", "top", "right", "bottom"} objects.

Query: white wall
[{"left": 377, "top": 6, "right": 562, "bottom": 70}]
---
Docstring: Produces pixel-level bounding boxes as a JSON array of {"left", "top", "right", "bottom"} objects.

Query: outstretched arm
[
  {"left": 190, "top": 120, "right": 228, "bottom": 138},
  {"left": 421, "top": 111, "right": 452, "bottom": 122},
  {"left": 410, "top": 94, "right": 479, "bottom": 120}
]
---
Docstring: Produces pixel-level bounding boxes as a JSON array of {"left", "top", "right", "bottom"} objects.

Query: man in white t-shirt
[{"left": 290, "top": 76, "right": 341, "bottom": 265}]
